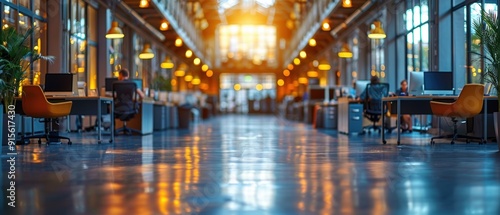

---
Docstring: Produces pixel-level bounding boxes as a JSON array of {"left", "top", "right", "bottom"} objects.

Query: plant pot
[{"left": 494, "top": 112, "right": 500, "bottom": 151}]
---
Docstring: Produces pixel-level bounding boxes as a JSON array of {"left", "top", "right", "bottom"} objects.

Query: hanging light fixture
[
  {"left": 106, "top": 21, "right": 124, "bottom": 39},
  {"left": 139, "top": 0, "right": 149, "bottom": 8},
  {"left": 159, "top": 21, "right": 169, "bottom": 31},
  {"left": 318, "top": 59, "right": 331, "bottom": 71},
  {"left": 139, "top": 43, "right": 154, "bottom": 59},
  {"left": 185, "top": 49, "right": 193, "bottom": 58},
  {"left": 338, "top": 43, "right": 353, "bottom": 58},
  {"left": 161, "top": 56, "right": 174, "bottom": 69},
  {"left": 175, "top": 38, "right": 183, "bottom": 47},
  {"left": 342, "top": 0, "right": 352, "bottom": 8},
  {"left": 368, "top": 20, "right": 386, "bottom": 39}
]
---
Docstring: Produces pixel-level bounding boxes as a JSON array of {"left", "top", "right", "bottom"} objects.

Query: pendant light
[
  {"left": 338, "top": 43, "right": 353, "bottom": 58},
  {"left": 106, "top": 21, "right": 124, "bottom": 39},
  {"left": 139, "top": 43, "right": 154, "bottom": 59},
  {"left": 368, "top": 20, "right": 386, "bottom": 39},
  {"left": 161, "top": 56, "right": 174, "bottom": 69}
]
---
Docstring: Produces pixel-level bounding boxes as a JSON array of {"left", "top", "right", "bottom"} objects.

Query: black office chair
[
  {"left": 112, "top": 81, "right": 140, "bottom": 135},
  {"left": 362, "top": 83, "right": 389, "bottom": 134}
]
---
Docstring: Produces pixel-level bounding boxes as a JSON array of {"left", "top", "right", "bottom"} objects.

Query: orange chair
[
  {"left": 430, "top": 84, "right": 484, "bottom": 145},
  {"left": 21, "top": 85, "right": 73, "bottom": 145}
]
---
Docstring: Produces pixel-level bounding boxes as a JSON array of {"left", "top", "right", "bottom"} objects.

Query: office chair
[
  {"left": 362, "top": 83, "right": 389, "bottom": 134},
  {"left": 21, "top": 85, "right": 73, "bottom": 145},
  {"left": 430, "top": 84, "right": 485, "bottom": 145},
  {"left": 113, "top": 81, "right": 140, "bottom": 135}
]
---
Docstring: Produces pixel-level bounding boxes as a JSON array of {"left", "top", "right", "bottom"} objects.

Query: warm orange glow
[
  {"left": 255, "top": 84, "right": 263, "bottom": 91},
  {"left": 174, "top": 70, "right": 185, "bottom": 77},
  {"left": 277, "top": 79, "right": 284, "bottom": 86},
  {"left": 321, "top": 22, "right": 331, "bottom": 31},
  {"left": 309, "top": 38, "right": 316, "bottom": 47},
  {"left": 191, "top": 77, "right": 201, "bottom": 85},
  {"left": 293, "top": 58, "right": 300, "bottom": 65},
  {"left": 287, "top": 64, "right": 294, "bottom": 70},
  {"left": 184, "top": 75, "right": 193, "bottom": 82},
  {"left": 283, "top": 69, "right": 290, "bottom": 77},
  {"left": 139, "top": 0, "right": 149, "bottom": 8},
  {"left": 307, "top": 71, "right": 318, "bottom": 77},
  {"left": 193, "top": 58, "right": 201, "bottom": 65},
  {"left": 342, "top": 0, "right": 352, "bottom": 8},
  {"left": 206, "top": 70, "right": 213, "bottom": 77},
  {"left": 175, "top": 38, "right": 183, "bottom": 47},
  {"left": 233, "top": 84, "right": 241, "bottom": 91},
  {"left": 299, "top": 51, "right": 307, "bottom": 59},
  {"left": 160, "top": 21, "right": 169, "bottom": 31},
  {"left": 201, "top": 64, "right": 209, "bottom": 72},
  {"left": 185, "top": 50, "right": 193, "bottom": 58},
  {"left": 298, "top": 77, "right": 308, "bottom": 84}
]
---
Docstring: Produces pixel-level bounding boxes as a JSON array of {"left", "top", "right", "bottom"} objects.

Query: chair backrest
[
  {"left": 364, "top": 83, "right": 389, "bottom": 114},
  {"left": 453, "top": 84, "right": 484, "bottom": 117},
  {"left": 22, "top": 85, "right": 50, "bottom": 116},
  {"left": 112, "top": 81, "right": 139, "bottom": 116}
]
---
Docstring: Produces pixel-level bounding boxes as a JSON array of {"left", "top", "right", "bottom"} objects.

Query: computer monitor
[
  {"left": 131, "top": 79, "right": 143, "bottom": 90},
  {"left": 408, "top": 71, "right": 424, "bottom": 95},
  {"left": 44, "top": 73, "right": 75, "bottom": 96},
  {"left": 423, "top": 71, "right": 454, "bottom": 95},
  {"left": 355, "top": 80, "right": 370, "bottom": 97},
  {"left": 105, "top": 77, "right": 119, "bottom": 92}
]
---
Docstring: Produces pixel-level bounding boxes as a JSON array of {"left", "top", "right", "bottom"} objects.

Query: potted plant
[
  {"left": 472, "top": 10, "right": 500, "bottom": 150},
  {"left": 0, "top": 27, "right": 54, "bottom": 113},
  {"left": 152, "top": 75, "right": 172, "bottom": 101}
]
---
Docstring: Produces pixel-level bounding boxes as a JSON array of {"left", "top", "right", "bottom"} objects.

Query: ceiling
[{"left": 120, "top": 0, "right": 376, "bottom": 73}]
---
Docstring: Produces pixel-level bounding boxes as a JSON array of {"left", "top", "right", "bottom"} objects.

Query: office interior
[{"left": 1, "top": 0, "right": 500, "bottom": 214}]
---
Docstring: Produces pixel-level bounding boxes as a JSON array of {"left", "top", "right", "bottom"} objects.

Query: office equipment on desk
[
  {"left": 43, "top": 73, "right": 76, "bottom": 97},
  {"left": 131, "top": 79, "right": 143, "bottom": 90},
  {"left": 21, "top": 85, "right": 73, "bottom": 145},
  {"left": 429, "top": 84, "right": 485, "bottom": 145},
  {"left": 105, "top": 77, "right": 119, "bottom": 92},
  {"left": 355, "top": 80, "right": 370, "bottom": 97},
  {"left": 408, "top": 71, "right": 423, "bottom": 95},
  {"left": 423, "top": 71, "right": 454, "bottom": 95}
]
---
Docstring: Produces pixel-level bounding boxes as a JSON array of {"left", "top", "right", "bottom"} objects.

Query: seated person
[
  {"left": 118, "top": 68, "right": 145, "bottom": 99},
  {"left": 359, "top": 76, "right": 384, "bottom": 100},
  {"left": 395, "top": 79, "right": 412, "bottom": 132}
]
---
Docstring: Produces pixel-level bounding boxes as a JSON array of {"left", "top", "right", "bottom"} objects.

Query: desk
[
  {"left": 16, "top": 96, "right": 114, "bottom": 144},
  {"left": 381, "top": 96, "right": 497, "bottom": 145},
  {"left": 115, "top": 100, "right": 154, "bottom": 135}
]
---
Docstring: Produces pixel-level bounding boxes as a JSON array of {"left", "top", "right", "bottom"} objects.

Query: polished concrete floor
[{"left": 2, "top": 114, "right": 500, "bottom": 215}]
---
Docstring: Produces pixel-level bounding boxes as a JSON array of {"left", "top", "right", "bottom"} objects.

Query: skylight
[
  {"left": 218, "top": 0, "right": 238, "bottom": 10},
  {"left": 255, "top": 0, "right": 275, "bottom": 8}
]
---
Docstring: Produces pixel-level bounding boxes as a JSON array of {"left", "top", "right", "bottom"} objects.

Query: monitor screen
[
  {"left": 105, "top": 77, "right": 119, "bottom": 92},
  {"left": 131, "top": 79, "right": 143, "bottom": 90},
  {"left": 408, "top": 71, "right": 424, "bottom": 95},
  {"left": 44, "top": 73, "right": 74, "bottom": 96},
  {"left": 423, "top": 72, "right": 454, "bottom": 95},
  {"left": 355, "top": 80, "right": 370, "bottom": 97},
  {"left": 308, "top": 88, "right": 335, "bottom": 101}
]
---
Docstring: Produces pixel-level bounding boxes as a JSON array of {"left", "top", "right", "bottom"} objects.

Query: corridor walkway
[{"left": 2, "top": 114, "right": 500, "bottom": 215}]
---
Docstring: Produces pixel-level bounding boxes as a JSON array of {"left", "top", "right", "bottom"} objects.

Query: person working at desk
[
  {"left": 118, "top": 68, "right": 145, "bottom": 99},
  {"left": 395, "top": 79, "right": 412, "bottom": 132},
  {"left": 359, "top": 76, "right": 382, "bottom": 100}
]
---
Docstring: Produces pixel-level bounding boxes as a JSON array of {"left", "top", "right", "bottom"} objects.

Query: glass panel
[
  {"left": 18, "top": 12, "right": 30, "bottom": 34},
  {"left": 19, "top": 0, "right": 30, "bottom": 9},
  {"left": 407, "top": 32, "right": 414, "bottom": 71},
  {"left": 3, "top": 5, "right": 17, "bottom": 29},
  {"left": 88, "top": 5, "right": 97, "bottom": 42},
  {"left": 88, "top": 45, "right": 97, "bottom": 92},
  {"left": 33, "top": 20, "right": 47, "bottom": 85},
  {"left": 34, "top": 0, "right": 47, "bottom": 18},
  {"left": 420, "top": 0, "right": 428, "bottom": 23},
  {"left": 413, "top": 27, "right": 421, "bottom": 71},
  {"left": 421, "top": 23, "right": 429, "bottom": 71}
]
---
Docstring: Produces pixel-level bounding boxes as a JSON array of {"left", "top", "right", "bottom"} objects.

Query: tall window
[
  {"left": 405, "top": 0, "right": 430, "bottom": 72},
  {"left": 68, "top": 0, "right": 97, "bottom": 95},
  {"left": 1, "top": 0, "right": 48, "bottom": 85}
]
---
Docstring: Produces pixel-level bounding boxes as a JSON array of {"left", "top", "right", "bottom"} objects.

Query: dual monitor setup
[{"left": 41, "top": 73, "right": 143, "bottom": 97}]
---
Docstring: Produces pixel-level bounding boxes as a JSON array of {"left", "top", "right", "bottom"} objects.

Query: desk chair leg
[
  {"left": 115, "top": 122, "right": 141, "bottom": 135},
  {"left": 430, "top": 118, "right": 483, "bottom": 145}
]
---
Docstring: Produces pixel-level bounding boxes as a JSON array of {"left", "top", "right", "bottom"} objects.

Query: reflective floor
[{"left": 2, "top": 114, "right": 500, "bottom": 215}]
